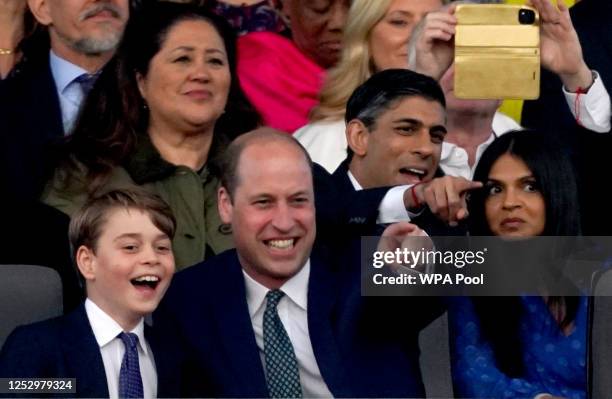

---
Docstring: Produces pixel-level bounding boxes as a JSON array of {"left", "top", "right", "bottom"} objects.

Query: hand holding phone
[{"left": 454, "top": 4, "right": 541, "bottom": 100}]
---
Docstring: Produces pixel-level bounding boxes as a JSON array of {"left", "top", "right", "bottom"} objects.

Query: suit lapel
[
  {"left": 146, "top": 324, "right": 180, "bottom": 398},
  {"left": 60, "top": 305, "right": 109, "bottom": 398},
  {"left": 307, "top": 253, "right": 353, "bottom": 397},
  {"left": 210, "top": 252, "right": 269, "bottom": 397}
]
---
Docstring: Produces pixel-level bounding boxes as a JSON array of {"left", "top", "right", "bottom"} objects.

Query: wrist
[
  {"left": 561, "top": 63, "right": 594, "bottom": 93},
  {"left": 404, "top": 183, "right": 424, "bottom": 211}
]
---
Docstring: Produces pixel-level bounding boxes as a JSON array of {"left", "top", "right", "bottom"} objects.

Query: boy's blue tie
[{"left": 118, "top": 332, "right": 144, "bottom": 398}]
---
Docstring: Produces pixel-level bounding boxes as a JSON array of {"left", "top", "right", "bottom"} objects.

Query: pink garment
[{"left": 237, "top": 32, "right": 325, "bottom": 133}]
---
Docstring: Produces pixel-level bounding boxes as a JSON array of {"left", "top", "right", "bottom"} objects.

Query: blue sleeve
[{"left": 448, "top": 297, "right": 546, "bottom": 398}]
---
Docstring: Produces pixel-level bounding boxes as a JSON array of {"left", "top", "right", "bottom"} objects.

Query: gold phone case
[{"left": 454, "top": 4, "right": 540, "bottom": 100}]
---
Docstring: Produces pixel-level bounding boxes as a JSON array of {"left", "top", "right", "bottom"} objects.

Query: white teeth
[
  {"left": 267, "top": 239, "right": 294, "bottom": 249},
  {"left": 408, "top": 168, "right": 426, "bottom": 176},
  {"left": 134, "top": 275, "right": 160, "bottom": 282}
]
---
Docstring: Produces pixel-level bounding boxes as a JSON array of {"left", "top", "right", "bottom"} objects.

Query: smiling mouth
[
  {"left": 400, "top": 167, "right": 427, "bottom": 181},
  {"left": 265, "top": 239, "right": 296, "bottom": 250},
  {"left": 130, "top": 275, "right": 160, "bottom": 290}
]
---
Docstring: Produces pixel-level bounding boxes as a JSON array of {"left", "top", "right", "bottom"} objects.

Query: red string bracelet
[
  {"left": 410, "top": 183, "right": 422, "bottom": 208},
  {"left": 574, "top": 86, "right": 586, "bottom": 127}
]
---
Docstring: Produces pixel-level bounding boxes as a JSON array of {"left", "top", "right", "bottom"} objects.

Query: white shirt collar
[
  {"left": 243, "top": 259, "right": 310, "bottom": 318},
  {"left": 84, "top": 298, "right": 148, "bottom": 355},
  {"left": 440, "top": 132, "right": 496, "bottom": 163},
  {"left": 49, "top": 50, "right": 89, "bottom": 94},
  {"left": 347, "top": 170, "right": 363, "bottom": 191}
]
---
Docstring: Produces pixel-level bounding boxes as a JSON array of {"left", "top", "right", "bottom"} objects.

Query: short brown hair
[{"left": 69, "top": 189, "right": 176, "bottom": 259}]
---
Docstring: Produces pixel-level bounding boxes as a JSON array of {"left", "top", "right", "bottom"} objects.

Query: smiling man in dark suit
[{"left": 154, "top": 129, "right": 439, "bottom": 398}]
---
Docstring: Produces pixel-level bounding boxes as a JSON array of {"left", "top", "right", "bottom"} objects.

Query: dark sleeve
[
  {"left": 0, "top": 325, "right": 52, "bottom": 378},
  {"left": 153, "top": 283, "right": 212, "bottom": 398},
  {"left": 313, "top": 163, "right": 389, "bottom": 245}
]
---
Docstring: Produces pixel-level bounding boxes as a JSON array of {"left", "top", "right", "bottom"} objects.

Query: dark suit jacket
[
  {"left": 521, "top": 0, "right": 612, "bottom": 235},
  {"left": 330, "top": 160, "right": 465, "bottom": 237},
  {"left": 0, "top": 50, "right": 64, "bottom": 202},
  {"left": 0, "top": 304, "right": 180, "bottom": 398},
  {"left": 312, "top": 162, "right": 391, "bottom": 244},
  {"left": 154, "top": 249, "right": 440, "bottom": 398}
]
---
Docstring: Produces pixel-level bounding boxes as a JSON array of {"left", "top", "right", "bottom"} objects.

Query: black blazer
[
  {"left": 0, "top": 52, "right": 64, "bottom": 201},
  {"left": 0, "top": 304, "right": 180, "bottom": 398},
  {"left": 154, "top": 249, "right": 440, "bottom": 398}
]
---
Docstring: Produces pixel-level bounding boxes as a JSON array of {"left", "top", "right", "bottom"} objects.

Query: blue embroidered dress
[{"left": 449, "top": 295, "right": 587, "bottom": 398}]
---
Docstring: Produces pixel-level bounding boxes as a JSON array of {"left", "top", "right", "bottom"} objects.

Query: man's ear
[
  {"left": 346, "top": 119, "right": 370, "bottom": 157},
  {"left": 218, "top": 187, "right": 234, "bottom": 224},
  {"left": 76, "top": 246, "right": 97, "bottom": 282},
  {"left": 28, "top": 0, "right": 53, "bottom": 26}
]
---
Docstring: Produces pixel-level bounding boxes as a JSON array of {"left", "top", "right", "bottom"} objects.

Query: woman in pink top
[{"left": 237, "top": 0, "right": 349, "bottom": 133}]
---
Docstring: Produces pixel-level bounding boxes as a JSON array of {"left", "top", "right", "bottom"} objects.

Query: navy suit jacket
[
  {"left": 330, "top": 160, "right": 465, "bottom": 237},
  {"left": 154, "top": 249, "right": 441, "bottom": 398},
  {"left": 0, "top": 51, "right": 64, "bottom": 201},
  {"left": 0, "top": 304, "right": 180, "bottom": 398},
  {"left": 312, "top": 162, "right": 390, "bottom": 245}
]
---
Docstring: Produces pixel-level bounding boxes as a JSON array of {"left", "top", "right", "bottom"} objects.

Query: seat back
[
  {"left": 419, "top": 312, "right": 454, "bottom": 398},
  {"left": 589, "top": 269, "right": 612, "bottom": 399},
  {"left": 0, "top": 264, "right": 63, "bottom": 348}
]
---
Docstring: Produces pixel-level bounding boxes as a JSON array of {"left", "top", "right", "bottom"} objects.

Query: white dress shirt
[
  {"left": 85, "top": 299, "right": 158, "bottom": 399},
  {"left": 243, "top": 262, "right": 333, "bottom": 398},
  {"left": 439, "top": 112, "right": 521, "bottom": 180},
  {"left": 49, "top": 51, "right": 89, "bottom": 134},
  {"left": 562, "top": 71, "right": 611, "bottom": 133}
]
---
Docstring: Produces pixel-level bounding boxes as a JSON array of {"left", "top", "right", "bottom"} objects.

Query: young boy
[{"left": 0, "top": 189, "right": 180, "bottom": 398}]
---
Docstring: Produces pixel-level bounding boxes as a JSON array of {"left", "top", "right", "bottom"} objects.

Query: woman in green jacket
[{"left": 43, "top": 2, "right": 260, "bottom": 270}]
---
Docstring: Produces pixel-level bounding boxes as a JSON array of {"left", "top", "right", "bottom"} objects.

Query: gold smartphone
[{"left": 454, "top": 4, "right": 540, "bottom": 100}]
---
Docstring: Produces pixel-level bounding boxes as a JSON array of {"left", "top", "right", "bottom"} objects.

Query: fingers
[
  {"left": 382, "top": 222, "right": 418, "bottom": 238},
  {"left": 378, "top": 222, "right": 420, "bottom": 255},
  {"left": 556, "top": 0, "right": 573, "bottom": 30},
  {"left": 421, "top": 20, "right": 456, "bottom": 43},
  {"left": 531, "top": 0, "right": 557, "bottom": 23},
  {"left": 457, "top": 179, "right": 484, "bottom": 194},
  {"left": 445, "top": 183, "right": 462, "bottom": 227},
  {"left": 422, "top": 177, "right": 482, "bottom": 226}
]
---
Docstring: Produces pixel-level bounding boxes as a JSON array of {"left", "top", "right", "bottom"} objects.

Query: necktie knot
[
  {"left": 119, "top": 332, "right": 139, "bottom": 350},
  {"left": 75, "top": 72, "right": 99, "bottom": 96},
  {"left": 266, "top": 289, "right": 285, "bottom": 309}
]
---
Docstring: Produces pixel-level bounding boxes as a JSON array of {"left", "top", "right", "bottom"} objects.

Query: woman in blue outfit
[{"left": 449, "top": 130, "right": 587, "bottom": 399}]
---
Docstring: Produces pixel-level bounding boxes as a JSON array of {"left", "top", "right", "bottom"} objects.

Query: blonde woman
[{"left": 294, "top": 0, "right": 444, "bottom": 172}]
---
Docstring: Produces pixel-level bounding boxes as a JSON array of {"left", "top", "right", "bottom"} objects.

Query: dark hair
[
  {"left": 344, "top": 69, "right": 446, "bottom": 160},
  {"left": 468, "top": 129, "right": 580, "bottom": 236},
  {"left": 62, "top": 1, "right": 260, "bottom": 191},
  {"left": 69, "top": 188, "right": 176, "bottom": 285},
  {"left": 345, "top": 68, "right": 446, "bottom": 127},
  {"left": 467, "top": 129, "right": 581, "bottom": 377},
  {"left": 219, "top": 128, "right": 313, "bottom": 200}
]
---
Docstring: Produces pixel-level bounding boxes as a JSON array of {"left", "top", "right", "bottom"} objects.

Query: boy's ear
[
  {"left": 76, "top": 246, "right": 97, "bottom": 281},
  {"left": 217, "top": 186, "right": 233, "bottom": 224},
  {"left": 346, "top": 119, "right": 370, "bottom": 157}
]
